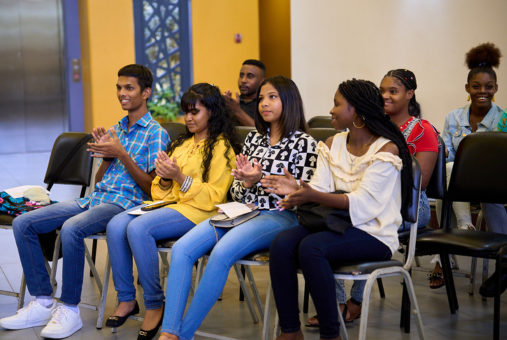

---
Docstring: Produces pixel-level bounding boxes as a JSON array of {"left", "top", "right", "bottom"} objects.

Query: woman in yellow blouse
[{"left": 105, "top": 83, "right": 242, "bottom": 339}]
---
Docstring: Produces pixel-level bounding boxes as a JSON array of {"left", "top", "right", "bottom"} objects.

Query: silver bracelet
[{"left": 180, "top": 175, "right": 193, "bottom": 193}]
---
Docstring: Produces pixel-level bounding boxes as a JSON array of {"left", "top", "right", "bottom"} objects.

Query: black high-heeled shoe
[
  {"left": 137, "top": 304, "right": 164, "bottom": 340},
  {"left": 105, "top": 300, "right": 140, "bottom": 328}
]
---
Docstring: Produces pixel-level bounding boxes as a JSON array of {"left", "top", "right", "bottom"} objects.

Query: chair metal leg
[
  {"left": 90, "top": 239, "right": 97, "bottom": 277},
  {"left": 303, "top": 283, "right": 310, "bottom": 313},
  {"left": 233, "top": 264, "right": 259, "bottom": 323},
  {"left": 400, "top": 269, "right": 426, "bottom": 340},
  {"left": 195, "top": 258, "right": 205, "bottom": 287},
  {"left": 261, "top": 281, "right": 272, "bottom": 340},
  {"left": 239, "top": 265, "right": 246, "bottom": 301},
  {"left": 96, "top": 254, "right": 111, "bottom": 329},
  {"left": 414, "top": 255, "right": 421, "bottom": 268},
  {"left": 483, "top": 258, "right": 490, "bottom": 301},
  {"left": 273, "top": 311, "right": 280, "bottom": 340},
  {"left": 159, "top": 252, "right": 170, "bottom": 290},
  {"left": 85, "top": 243, "right": 102, "bottom": 294},
  {"left": 377, "top": 278, "right": 385, "bottom": 298},
  {"left": 244, "top": 265, "right": 264, "bottom": 320},
  {"left": 17, "top": 273, "right": 26, "bottom": 310},
  {"left": 337, "top": 296, "right": 349, "bottom": 340},
  {"left": 493, "top": 255, "right": 502, "bottom": 340},
  {"left": 440, "top": 253, "right": 458, "bottom": 313},
  {"left": 469, "top": 256, "right": 477, "bottom": 295},
  {"left": 50, "top": 234, "right": 61, "bottom": 296}
]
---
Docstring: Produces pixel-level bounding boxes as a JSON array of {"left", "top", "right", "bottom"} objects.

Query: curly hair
[
  {"left": 465, "top": 42, "right": 502, "bottom": 82},
  {"left": 383, "top": 69, "right": 421, "bottom": 117},
  {"left": 167, "top": 83, "right": 242, "bottom": 182},
  {"left": 255, "top": 75, "right": 308, "bottom": 139},
  {"left": 338, "top": 79, "right": 413, "bottom": 220}
]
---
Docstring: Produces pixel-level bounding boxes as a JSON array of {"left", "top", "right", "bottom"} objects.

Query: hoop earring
[
  {"left": 467, "top": 95, "right": 470, "bottom": 101},
  {"left": 493, "top": 96, "right": 495, "bottom": 102},
  {"left": 353, "top": 114, "right": 365, "bottom": 129}
]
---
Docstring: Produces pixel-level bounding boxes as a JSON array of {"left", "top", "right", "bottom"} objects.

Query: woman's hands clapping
[
  {"left": 276, "top": 181, "right": 315, "bottom": 210},
  {"left": 155, "top": 151, "right": 184, "bottom": 183},
  {"left": 260, "top": 168, "right": 300, "bottom": 196},
  {"left": 231, "top": 154, "right": 263, "bottom": 188}
]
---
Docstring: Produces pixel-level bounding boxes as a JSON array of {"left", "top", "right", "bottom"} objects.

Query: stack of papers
[{"left": 215, "top": 202, "right": 253, "bottom": 218}]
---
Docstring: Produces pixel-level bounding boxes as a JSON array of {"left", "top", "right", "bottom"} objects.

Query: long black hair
[
  {"left": 167, "top": 83, "right": 242, "bottom": 182},
  {"left": 384, "top": 69, "right": 420, "bottom": 117},
  {"left": 254, "top": 75, "right": 308, "bottom": 140},
  {"left": 338, "top": 79, "right": 413, "bottom": 220},
  {"left": 466, "top": 42, "right": 502, "bottom": 83}
]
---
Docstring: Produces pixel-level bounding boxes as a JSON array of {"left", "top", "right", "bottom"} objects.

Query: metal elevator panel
[{"left": 0, "top": 0, "right": 66, "bottom": 154}]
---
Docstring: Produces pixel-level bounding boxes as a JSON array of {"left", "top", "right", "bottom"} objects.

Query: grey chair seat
[
  {"left": 331, "top": 259, "right": 403, "bottom": 276},
  {"left": 416, "top": 229, "right": 507, "bottom": 258}
]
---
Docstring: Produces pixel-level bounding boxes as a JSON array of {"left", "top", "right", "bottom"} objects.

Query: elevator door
[{"left": 0, "top": 0, "right": 66, "bottom": 154}]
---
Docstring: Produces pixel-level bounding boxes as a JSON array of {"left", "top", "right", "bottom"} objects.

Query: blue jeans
[
  {"left": 338, "top": 190, "right": 432, "bottom": 305},
  {"left": 107, "top": 206, "right": 195, "bottom": 310},
  {"left": 270, "top": 225, "right": 391, "bottom": 339},
  {"left": 12, "top": 199, "right": 124, "bottom": 305},
  {"left": 161, "top": 209, "right": 298, "bottom": 340}
]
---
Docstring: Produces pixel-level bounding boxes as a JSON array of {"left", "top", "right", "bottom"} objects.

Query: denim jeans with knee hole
[{"left": 13, "top": 200, "right": 124, "bottom": 305}]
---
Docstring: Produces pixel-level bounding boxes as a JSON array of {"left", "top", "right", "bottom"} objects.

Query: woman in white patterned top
[
  {"left": 158, "top": 75, "right": 317, "bottom": 340},
  {"left": 263, "top": 79, "right": 414, "bottom": 340}
]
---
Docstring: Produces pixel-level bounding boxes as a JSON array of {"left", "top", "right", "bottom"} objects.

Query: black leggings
[{"left": 269, "top": 225, "right": 392, "bottom": 339}]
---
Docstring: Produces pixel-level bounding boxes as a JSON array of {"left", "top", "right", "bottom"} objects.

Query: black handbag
[{"left": 297, "top": 190, "right": 352, "bottom": 234}]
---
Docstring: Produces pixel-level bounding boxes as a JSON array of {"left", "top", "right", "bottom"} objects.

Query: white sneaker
[
  {"left": 40, "top": 305, "right": 83, "bottom": 339},
  {"left": 0, "top": 299, "right": 56, "bottom": 329}
]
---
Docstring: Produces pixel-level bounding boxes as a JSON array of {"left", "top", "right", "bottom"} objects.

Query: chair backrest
[
  {"left": 308, "top": 128, "right": 337, "bottom": 143},
  {"left": 308, "top": 116, "right": 332, "bottom": 128},
  {"left": 161, "top": 122, "right": 187, "bottom": 142},
  {"left": 403, "top": 155, "right": 422, "bottom": 270},
  {"left": 425, "top": 135, "right": 446, "bottom": 200},
  {"left": 43, "top": 132, "right": 94, "bottom": 191},
  {"left": 236, "top": 126, "right": 256, "bottom": 148},
  {"left": 447, "top": 132, "right": 507, "bottom": 204},
  {"left": 404, "top": 155, "right": 422, "bottom": 224}
]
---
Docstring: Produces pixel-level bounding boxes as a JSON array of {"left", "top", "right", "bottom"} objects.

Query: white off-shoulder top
[{"left": 308, "top": 132, "right": 403, "bottom": 254}]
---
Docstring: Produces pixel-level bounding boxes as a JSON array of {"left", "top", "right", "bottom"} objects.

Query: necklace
[{"left": 348, "top": 134, "right": 375, "bottom": 170}]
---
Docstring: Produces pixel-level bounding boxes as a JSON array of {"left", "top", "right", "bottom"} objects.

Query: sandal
[
  {"left": 345, "top": 298, "right": 361, "bottom": 322},
  {"left": 428, "top": 271, "right": 445, "bottom": 289},
  {"left": 305, "top": 303, "right": 354, "bottom": 327}
]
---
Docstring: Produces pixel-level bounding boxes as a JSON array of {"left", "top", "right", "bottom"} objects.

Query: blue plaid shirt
[
  {"left": 76, "top": 112, "right": 170, "bottom": 210},
  {"left": 442, "top": 103, "right": 503, "bottom": 162}
]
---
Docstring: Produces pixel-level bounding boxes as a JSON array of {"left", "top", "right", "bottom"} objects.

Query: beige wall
[{"left": 291, "top": 0, "right": 507, "bottom": 131}]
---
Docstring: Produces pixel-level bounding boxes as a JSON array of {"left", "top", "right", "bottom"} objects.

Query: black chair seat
[
  {"left": 331, "top": 259, "right": 403, "bottom": 275},
  {"left": 156, "top": 237, "right": 180, "bottom": 248},
  {"left": 398, "top": 226, "right": 435, "bottom": 243},
  {"left": 416, "top": 229, "right": 507, "bottom": 258},
  {"left": 0, "top": 214, "right": 14, "bottom": 226}
]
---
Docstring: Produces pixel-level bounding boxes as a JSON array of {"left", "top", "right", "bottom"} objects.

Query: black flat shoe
[
  {"left": 137, "top": 304, "right": 164, "bottom": 340},
  {"left": 105, "top": 300, "right": 140, "bottom": 328},
  {"left": 479, "top": 270, "right": 507, "bottom": 297}
]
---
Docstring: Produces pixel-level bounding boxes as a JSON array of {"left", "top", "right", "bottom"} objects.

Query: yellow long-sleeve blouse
[{"left": 150, "top": 136, "right": 236, "bottom": 224}]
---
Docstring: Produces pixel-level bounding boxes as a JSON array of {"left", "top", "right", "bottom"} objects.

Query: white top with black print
[{"left": 230, "top": 130, "right": 318, "bottom": 210}]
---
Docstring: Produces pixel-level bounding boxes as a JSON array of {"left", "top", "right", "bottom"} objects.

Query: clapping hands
[
  {"left": 87, "top": 127, "right": 126, "bottom": 159},
  {"left": 155, "top": 151, "right": 181, "bottom": 180},
  {"left": 231, "top": 154, "right": 263, "bottom": 188}
]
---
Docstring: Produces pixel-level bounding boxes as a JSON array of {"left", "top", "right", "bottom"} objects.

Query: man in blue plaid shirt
[{"left": 1, "top": 64, "right": 169, "bottom": 338}]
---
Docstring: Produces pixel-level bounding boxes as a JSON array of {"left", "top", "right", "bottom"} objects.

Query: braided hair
[
  {"left": 338, "top": 79, "right": 413, "bottom": 220},
  {"left": 384, "top": 69, "right": 420, "bottom": 117},
  {"left": 465, "top": 42, "right": 502, "bottom": 83},
  {"left": 168, "top": 83, "right": 242, "bottom": 182}
]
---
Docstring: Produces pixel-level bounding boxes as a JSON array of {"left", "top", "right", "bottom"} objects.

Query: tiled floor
[{"left": 0, "top": 151, "right": 506, "bottom": 340}]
